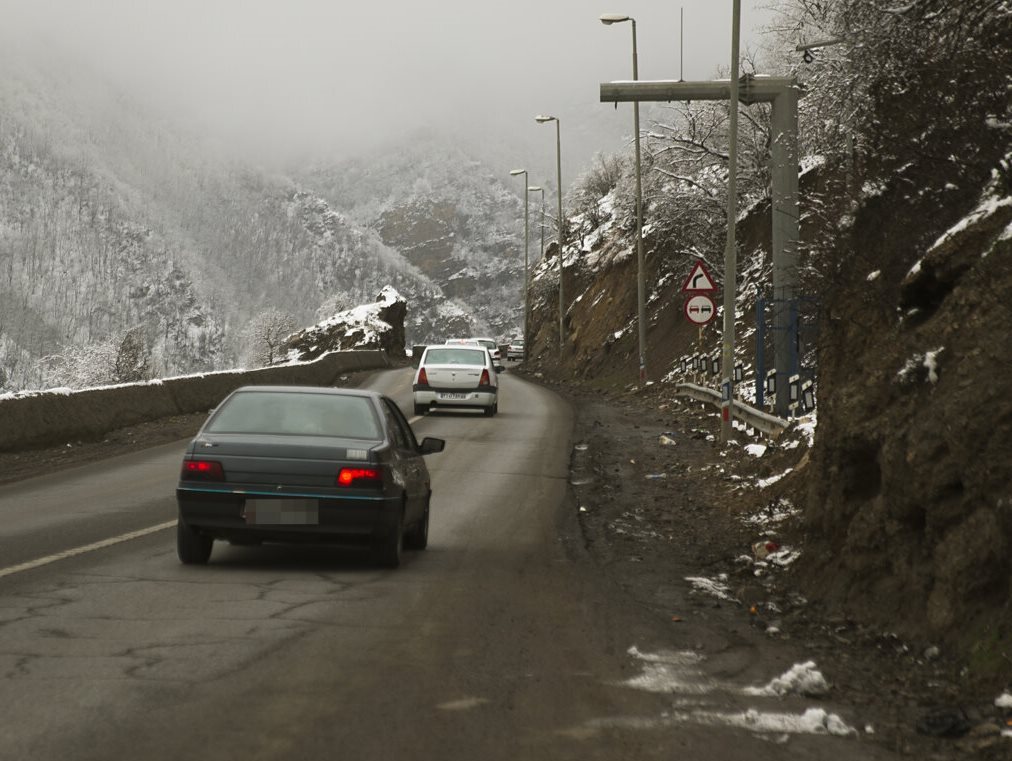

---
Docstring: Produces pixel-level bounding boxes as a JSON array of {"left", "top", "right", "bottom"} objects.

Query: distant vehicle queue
[{"left": 411, "top": 336, "right": 525, "bottom": 418}]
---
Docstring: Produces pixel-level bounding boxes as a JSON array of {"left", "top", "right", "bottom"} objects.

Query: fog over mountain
[{"left": 0, "top": 0, "right": 773, "bottom": 178}]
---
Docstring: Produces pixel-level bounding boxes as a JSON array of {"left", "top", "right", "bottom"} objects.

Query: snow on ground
[
  {"left": 684, "top": 575, "right": 737, "bottom": 603},
  {"left": 744, "top": 443, "right": 767, "bottom": 458},
  {"left": 742, "top": 498, "right": 799, "bottom": 529},
  {"left": 757, "top": 469, "right": 793, "bottom": 489},
  {"left": 623, "top": 647, "right": 713, "bottom": 695},
  {"left": 618, "top": 646, "right": 859, "bottom": 739},
  {"left": 743, "top": 661, "right": 829, "bottom": 698}
]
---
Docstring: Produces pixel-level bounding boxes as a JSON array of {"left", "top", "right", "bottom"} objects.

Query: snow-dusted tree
[
  {"left": 40, "top": 339, "right": 120, "bottom": 389},
  {"left": 113, "top": 326, "right": 150, "bottom": 383},
  {"left": 764, "top": 0, "right": 1009, "bottom": 169},
  {"left": 243, "top": 308, "right": 297, "bottom": 367},
  {"left": 315, "top": 294, "right": 352, "bottom": 322}
]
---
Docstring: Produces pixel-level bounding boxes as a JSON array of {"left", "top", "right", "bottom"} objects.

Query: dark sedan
[{"left": 175, "top": 386, "right": 444, "bottom": 567}]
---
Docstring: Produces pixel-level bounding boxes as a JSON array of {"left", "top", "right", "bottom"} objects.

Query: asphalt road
[{"left": 0, "top": 368, "right": 896, "bottom": 760}]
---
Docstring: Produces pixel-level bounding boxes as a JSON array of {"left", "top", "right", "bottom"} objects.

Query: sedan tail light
[
  {"left": 181, "top": 460, "right": 225, "bottom": 481},
  {"left": 337, "top": 467, "right": 382, "bottom": 487},
  {"left": 416, "top": 367, "right": 429, "bottom": 387},
  {"left": 479, "top": 369, "right": 490, "bottom": 386}
]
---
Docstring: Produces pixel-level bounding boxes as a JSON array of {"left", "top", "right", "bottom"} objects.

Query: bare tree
[{"left": 243, "top": 308, "right": 297, "bottom": 367}]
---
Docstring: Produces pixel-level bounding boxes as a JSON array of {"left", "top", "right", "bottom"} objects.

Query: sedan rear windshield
[
  {"left": 205, "top": 391, "right": 381, "bottom": 439},
  {"left": 425, "top": 348, "right": 487, "bottom": 366}
]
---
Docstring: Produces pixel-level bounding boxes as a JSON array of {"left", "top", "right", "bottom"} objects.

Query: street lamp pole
[
  {"left": 720, "top": 0, "right": 742, "bottom": 443},
  {"left": 601, "top": 13, "right": 647, "bottom": 383},
  {"left": 509, "top": 168, "right": 529, "bottom": 347},
  {"left": 527, "top": 185, "right": 545, "bottom": 352},
  {"left": 536, "top": 115, "right": 565, "bottom": 354},
  {"left": 530, "top": 186, "right": 545, "bottom": 266}
]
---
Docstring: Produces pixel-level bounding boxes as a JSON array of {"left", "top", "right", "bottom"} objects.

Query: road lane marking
[{"left": 0, "top": 521, "right": 176, "bottom": 579}]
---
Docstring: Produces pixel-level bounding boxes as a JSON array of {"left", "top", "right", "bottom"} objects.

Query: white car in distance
[
  {"left": 445, "top": 337, "right": 502, "bottom": 366},
  {"left": 413, "top": 345, "right": 500, "bottom": 417}
]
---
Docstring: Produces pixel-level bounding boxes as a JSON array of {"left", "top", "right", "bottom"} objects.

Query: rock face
[
  {"left": 803, "top": 164, "right": 1012, "bottom": 661},
  {"left": 284, "top": 287, "right": 407, "bottom": 361}
]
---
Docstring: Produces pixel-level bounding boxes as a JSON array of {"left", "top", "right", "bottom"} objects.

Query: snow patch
[
  {"left": 744, "top": 661, "right": 830, "bottom": 697},
  {"left": 757, "top": 469, "right": 793, "bottom": 489},
  {"left": 685, "top": 575, "right": 737, "bottom": 603}
]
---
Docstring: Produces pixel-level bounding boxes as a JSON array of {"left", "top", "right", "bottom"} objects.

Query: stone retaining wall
[{"left": 0, "top": 351, "right": 390, "bottom": 453}]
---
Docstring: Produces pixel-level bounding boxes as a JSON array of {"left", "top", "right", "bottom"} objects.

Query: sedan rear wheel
[
  {"left": 404, "top": 497, "right": 429, "bottom": 551},
  {"left": 413, "top": 403, "right": 428, "bottom": 416},
  {"left": 376, "top": 503, "right": 404, "bottom": 568},
  {"left": 177, "top": 517, "right": 213, "bottom": 565},
  {"left": 483, "top": 404, "right": 494, "bottom": 417}
]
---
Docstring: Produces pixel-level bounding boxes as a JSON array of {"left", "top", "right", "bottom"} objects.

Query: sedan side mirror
[
  {"left": 495, "top": 365, "right": 505, "bottom": 373},
  {"left": 418, "top": 437, "right": 445, "bottom": 455}
]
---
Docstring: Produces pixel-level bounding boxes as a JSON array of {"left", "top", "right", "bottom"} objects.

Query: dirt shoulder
[{"left": 536, "top": 373, "right": 1009, "bottom": 760}]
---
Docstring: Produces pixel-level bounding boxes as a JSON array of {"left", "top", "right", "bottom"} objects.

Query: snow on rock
[
  {"left": 285, "top": 286, "right": 407, "bottom": 361},
  {"left": 896, "top": 347, "right": 945, "bottom": 385},
  {"left": 927, "top": 192, "right": 1012, "bottom": 255},
  {"left": 996, "top": 691, "right": 1012, "bottom": 709},
  {"left": 744, "top": 443, "right": 768, "bottom": 458},
  {"left": 743, "top": 661, "right": 830, "bottom": 698}
]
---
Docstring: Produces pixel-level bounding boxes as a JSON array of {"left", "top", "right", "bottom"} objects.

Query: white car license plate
[
  {"left": 439, "top": 392, "right": 468, "bottom": 400},
  {"left": 244, "top": 498, "right": 319, "bottom": 525}
]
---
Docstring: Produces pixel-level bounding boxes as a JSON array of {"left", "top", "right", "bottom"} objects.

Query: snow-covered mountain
[
  {"left": 299, "top": 132, "right": 527, "bottom": 342},
  {"left": 0, "top": 55, "right": 502, "bottom": 391}
]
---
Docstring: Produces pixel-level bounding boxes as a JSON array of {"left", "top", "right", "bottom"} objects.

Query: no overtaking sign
[{"left": 682, "top": 259, "right": 717, "bottom": 326}]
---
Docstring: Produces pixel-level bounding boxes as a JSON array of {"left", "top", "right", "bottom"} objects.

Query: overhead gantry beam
[{"left": 600, "top": 75, "right": 802, "bottom": 418}]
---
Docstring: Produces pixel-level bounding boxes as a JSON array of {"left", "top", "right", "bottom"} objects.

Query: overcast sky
[{"left": 2, "top": 1, "right": 777, "bottom": 179}]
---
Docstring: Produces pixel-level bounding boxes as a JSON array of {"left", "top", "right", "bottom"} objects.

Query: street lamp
[
  {"left": 535, "top": 114, "right": 565, "bottom": 354},
  {"left": 528, "top": 185, "right": 545, "bottom": 348},
  {"left": 601, "top": 12, "right": 647, "bottom": 384},
  {"left": 509, "top": 168, "right": 529, "bottom": 347},
  {"left": 528, "top": 185, "right": 545, "bottom": 264}
]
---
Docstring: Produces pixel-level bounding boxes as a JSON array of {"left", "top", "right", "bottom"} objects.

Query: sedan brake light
[
  {"left": 181, "top": 460, "right": 225, "bottom": 481},
  {"left": 337, "top": 467, "right": 382, "bottom": 487},
  {"left": 417, "top": 367, "right": 429, "bottom": 386},
  {"left": 479, "top": 369, "right": 490, "bottom": 386}
]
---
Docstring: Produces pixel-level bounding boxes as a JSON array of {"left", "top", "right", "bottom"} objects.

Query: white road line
[{"left": 0, "top": 521, "right": 176, "bottom": 579}]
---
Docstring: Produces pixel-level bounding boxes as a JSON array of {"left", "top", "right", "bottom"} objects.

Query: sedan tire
[
  {"left": 376, "top": 504, "right": 404, "bottom": 568},
  {"left": 404, "top": 498, "right": 429, "bottom": 551},
  {"left": 177, "top": 518, "right": 213, "bottom": 565},
  {"left": 413, "top": 403, "right": 428, "bottom": 416}
]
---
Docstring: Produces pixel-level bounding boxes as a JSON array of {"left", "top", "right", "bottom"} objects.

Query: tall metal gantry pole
[
  {"left": 720, "top": 0, "right": 742, "bottom": 443},
  {"left": 535, "top": 115, "right": 565, "bottom": 354},
  {"left": 600, "top": 77, "right": 801, "bottom": 423},
  {"left": 509, "top": 168, "right": 530, "bottom": 346},
  {"left": 601, "top": 13, "right": 647, "bottom": 383}
]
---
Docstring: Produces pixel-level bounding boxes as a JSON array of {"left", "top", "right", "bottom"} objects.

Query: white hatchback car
[{"left": 413, "top": 345, "right": 499, "bottom": 417}]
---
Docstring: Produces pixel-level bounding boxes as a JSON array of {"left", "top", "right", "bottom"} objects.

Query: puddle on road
[{"left": 437, "top": 697, "right": 489, "bottom": 711}]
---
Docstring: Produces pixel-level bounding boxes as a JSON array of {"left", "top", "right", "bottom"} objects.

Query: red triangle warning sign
[{"left": 680, "top": 260, "right": 717, "bottom": 293}]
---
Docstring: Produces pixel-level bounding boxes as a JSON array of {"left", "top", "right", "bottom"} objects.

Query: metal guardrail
[{"left": 675, "top": 382, "right": 790, "bottom": 438}]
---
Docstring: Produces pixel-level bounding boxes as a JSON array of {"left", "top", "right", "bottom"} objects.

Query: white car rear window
[{"left": 425, "top": 348, "right": 487, "bottom": 365}]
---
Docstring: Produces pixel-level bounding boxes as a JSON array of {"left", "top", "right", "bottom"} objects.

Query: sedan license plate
[
  {"left": 244, "top": 498, "right": 319, "bottom": 525},
  {"left": 439, "top": 392, "right": 468, "bottom": 400}
]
